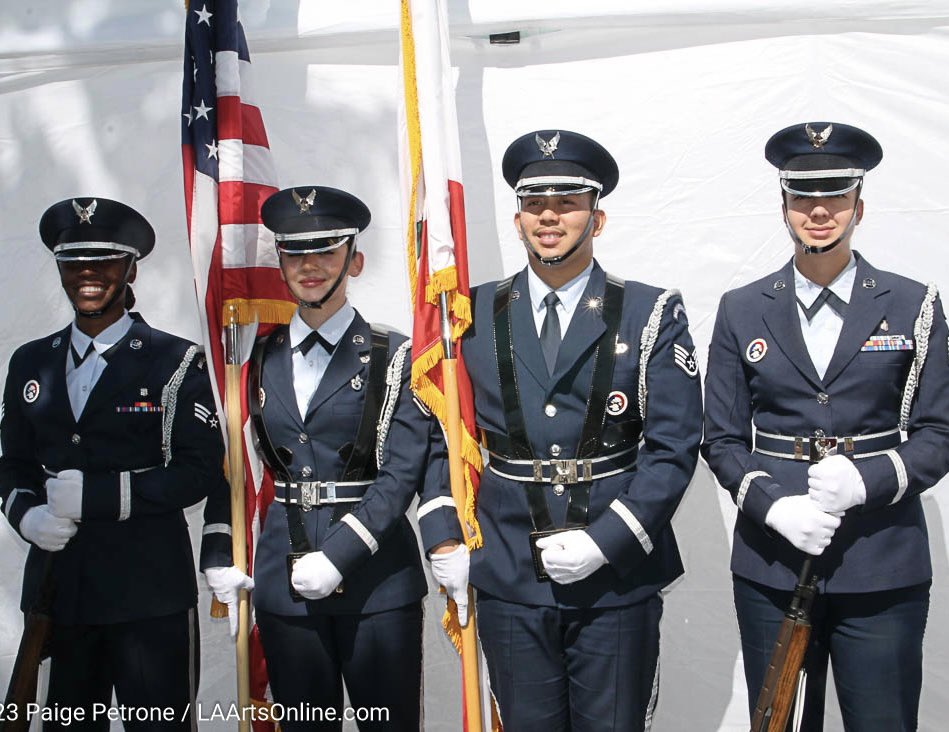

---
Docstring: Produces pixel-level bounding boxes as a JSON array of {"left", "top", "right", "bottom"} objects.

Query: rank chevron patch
[{"left": 673, "top": 343, "right": 698, "bottom": 377}]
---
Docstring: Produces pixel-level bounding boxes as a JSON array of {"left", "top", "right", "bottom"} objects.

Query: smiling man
[
  {"left": 0, "top": 197, "right": 226, "bottom": 729},
  {"left": 457, "top": 130, "right": 703, "bottom": 730},
  {"left": 702, "top": 122, "right": 949, "bottom": 729}
]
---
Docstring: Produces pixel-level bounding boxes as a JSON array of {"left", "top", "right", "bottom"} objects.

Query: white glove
[
  {"left": 430, "top": 544, "right": 470, "bottom": 626},
  {"left": 205, "top": 566, "right": 256, "bottom": 637},
  {"left": 535, "top": 530, "right": 608, "bottom": 585},
  {"left": 765, "top": 495, "right": 841, "bottom": 555},
  {"left": 290, "top": 551, "right": 343, "bottom": 600},
  {"left": 45, "top": 469, "right": 84, "bottom": 520},
  {"left": 808, "top": 455, "right": 866, "bottom": 513},
  {"left": 20, "top": 505, "right": 78, "bottom": 552}
]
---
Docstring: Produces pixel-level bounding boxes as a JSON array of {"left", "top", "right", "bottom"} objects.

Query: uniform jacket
[
  {"left": 250, "top": 311, "right": 459, "bottom": 616},
  {"left": 465, "top": 261, "right": 703, "bottom": 607},
  {"left": 702, "top": 253, "right": 949, "bottom": 592},
  {"left": 0, "top": 314, "right": 225, "bottom": 624}
]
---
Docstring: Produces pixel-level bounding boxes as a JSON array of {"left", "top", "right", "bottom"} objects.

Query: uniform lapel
[
  {"left": 760, "top": 259, "right": 824, "bottom": 390},
  {"left": 306, "top": 312, "right": 369, "bottom": 417},
  {"left": 510, "top": 268, "right": 550, "bottom": 389},
  {"left": 262, "top": 326, "right": 305, "bottom": 430},
  {"left": 822, "top": 255, "right": 889, "bottom": 387},
  {"left": 45, "top": 326, "right": 74, "bottom": 426},
  {"left": 550, "top": 263, "right": 606, "bottom": 388},
  {"left": 78, "top": 317, "right": 151, "bottom": 425}
]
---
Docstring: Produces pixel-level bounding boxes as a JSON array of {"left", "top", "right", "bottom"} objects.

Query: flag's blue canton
[{"left": 182, "top": 1, "right": 252, "bottom": 182}]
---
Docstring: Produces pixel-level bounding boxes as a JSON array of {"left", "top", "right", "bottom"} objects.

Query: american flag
[{"left": 181, "top": 0, "right": 289, "bottom": 726}]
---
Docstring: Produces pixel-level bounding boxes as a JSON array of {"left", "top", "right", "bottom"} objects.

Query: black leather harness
[
  {"left": 248, "top": 325, "right": 389, "bottom": 599},
  {"left": 491, "top": 274, "right": 627, "bottom": 578}
]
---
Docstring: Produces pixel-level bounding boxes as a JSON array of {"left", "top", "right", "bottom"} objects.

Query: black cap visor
[
  {"left": 780, "top": 173, "right": 862, "bottom": 197},
  {"left": 53, "top": 242, "right": 139, "bottom": 261},
  {"left": 276, "top": 231, "right": 355, "bottom": 255}
]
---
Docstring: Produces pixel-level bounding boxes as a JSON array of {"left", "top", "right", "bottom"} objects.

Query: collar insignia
[
  {"left": 805, "top": 123, "right": 833, "bottom": 149},
  {"left": 72, "top": 199, "right": 97, "bottom": 224},
  {"left": 535, "top": 131, "right": 561, "bottom": 158},
  {"left": 291, "top": 189, "right": 317, "bottom": 214}
]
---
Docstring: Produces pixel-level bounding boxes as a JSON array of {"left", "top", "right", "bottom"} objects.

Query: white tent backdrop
[{"left": 2, "top": 2, "right": 949, "bottom": 729}]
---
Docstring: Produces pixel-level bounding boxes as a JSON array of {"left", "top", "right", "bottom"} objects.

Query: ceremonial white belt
[
  {"left": 273, "top": 480, "right": 372, "bottom": 511},
  {"left": 487, "top": 446, "right": 637, "bottom": 484},
  {"left": 753, "top": 427, "right": 901, "bottom": 463}
]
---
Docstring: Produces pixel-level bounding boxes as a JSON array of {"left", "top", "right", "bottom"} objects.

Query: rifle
[
  {"left": 1, "top": 553, "right": 56, "bottom": 732},
  {"left": 750, "top": 558, "right": 817, "bottom": 732}
]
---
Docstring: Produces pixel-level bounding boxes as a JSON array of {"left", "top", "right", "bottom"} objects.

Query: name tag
[{"left": 861, "top": 335, "right": 914, "bottom": 352}]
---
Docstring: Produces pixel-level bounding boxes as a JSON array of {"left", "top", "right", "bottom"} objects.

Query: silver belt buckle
[
  {"left": 299, "top": 482, "right": 317, "bottom": 511},
  {"left": 551, "top": 459, "right": 578, "bottom": 484},
  {"left": 809, "top": 436, "right": 838, "bottom": 463}
]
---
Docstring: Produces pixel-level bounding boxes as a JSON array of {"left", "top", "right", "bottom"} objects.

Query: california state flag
[{"left": 397, "top": 0, "right": 498, "bottom": 730}]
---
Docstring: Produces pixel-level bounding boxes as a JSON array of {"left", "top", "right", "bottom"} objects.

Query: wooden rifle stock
[
  {"left": 750, "top": 558, "right": 817, "bottom": 732},
  {"left": 1, "top": 554, "right": 56, "bottom": 732}
]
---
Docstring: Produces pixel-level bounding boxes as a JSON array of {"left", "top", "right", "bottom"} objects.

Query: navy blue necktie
[
  {"left": 70, "top": 342, "right": 94, "bottom": 368},
  {"left": 798, "top": 288, "right": 847, "bottom": 322},
  {"left": 295, "top": 330, "right": 333, "bottom": 356},
  {"left": 540, "top": 291, "right": 562, "bottom": 374}
]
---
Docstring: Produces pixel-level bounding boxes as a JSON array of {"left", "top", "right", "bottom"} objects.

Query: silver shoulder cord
[
  {"left": 161, "top": 345, "right": 199, "bottom": 466},
  {"left": 638, "top": 289, "right": 680, "bottom": 424},
  {"left": 899, "top": 283, "right": 938, "bottom": 430},
  {"left": 375, "top": 340, "right": 412, "bottom": 468}
]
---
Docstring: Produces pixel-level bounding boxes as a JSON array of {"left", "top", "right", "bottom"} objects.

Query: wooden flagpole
[
  {"left": 439, "top": 293, "right": 484, "bottom": 732},
  {"left": 224, "top": 308, "right": 251, "bottom": 731}
]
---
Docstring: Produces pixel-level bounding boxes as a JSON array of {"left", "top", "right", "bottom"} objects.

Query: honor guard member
[
  {"left": 702, "top": 123, "right": 949, "bottom": 729},
  {"left": 247, "top": 186, "right": 460, "bottom": 731},
  {"left": 459, "top": 131, "right": 703, "bottom": 730},
  {"left": 0, "top": 197, "right": 226, "bottom": 730}
]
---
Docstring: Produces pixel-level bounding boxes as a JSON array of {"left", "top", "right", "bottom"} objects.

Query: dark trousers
[
  {"left": 44, "top": 608, "right": 199, "bottom": 731},
  {"left": 734, "top": 575, "right": 929, "bottom": 732},
  {"left": 256, "top": 603, "right": 423, "bottom": 731},
  {"left": 477, "top": 592, "right": 662, "bottom": 732}
]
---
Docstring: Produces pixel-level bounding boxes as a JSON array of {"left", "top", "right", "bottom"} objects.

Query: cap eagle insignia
[
  {"left": 72, "top": 199, "right": 97, "bottom": 224},
  {"left": 805, "top": 123, "right": 833, "bottom": 149},
  {"left": 535, "top": 131, "right": 560, "bottom": 158},
  {"left": 292, "top": 189, "right": 317, "bottom": 214}
]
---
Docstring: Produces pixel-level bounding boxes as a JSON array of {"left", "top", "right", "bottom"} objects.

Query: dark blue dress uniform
[
  {"left": 466, "top": 131, "right": 703, "bottom": 731},
  {"left": 248, "top": 186, "right": 459, "bottom": 732},
  {"left": 0, "top": 198, "right": 225, "bottom": 730},
  {"left": 702, "top": 123, "right": 949, "bottom": 729}
]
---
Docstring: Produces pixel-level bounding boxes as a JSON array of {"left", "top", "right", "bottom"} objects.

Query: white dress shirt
[
  {"left": 288, "top": 302, "right": 355, "bottom": 420},
  {"left": 66, "top": 312, "right": 134, "bottom": 420},
  {"left": 794, "top": 253, "right": 857, "bottom": 380},
  {"left": 526, "top": 260, "right": 595, "bottom": 337}
]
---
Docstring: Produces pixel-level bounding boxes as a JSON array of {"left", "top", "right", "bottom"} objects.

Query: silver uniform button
[
  {"left": 813, "top": 428, "right": 826, "bottom": 438},
  {"left": 544, "top": 404, "right": 557, "bottom": 418},
  {"left": 298, "top": 433, "right": 309, "bottom": 444},
  {"left": 301, "top": 466, "right": 312, "bottom": 478},
  {"left": 549, "top": 444, "right": 561, "bottom": 457},
  {"left": 817, "top": 392, "right": 830, "bottom": 406},
  {"left": 552, "top": 484, "right": 565, "bottom": 496},
  {"left": 71, "top": 433, "right": 81, "bottom": 445}
]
